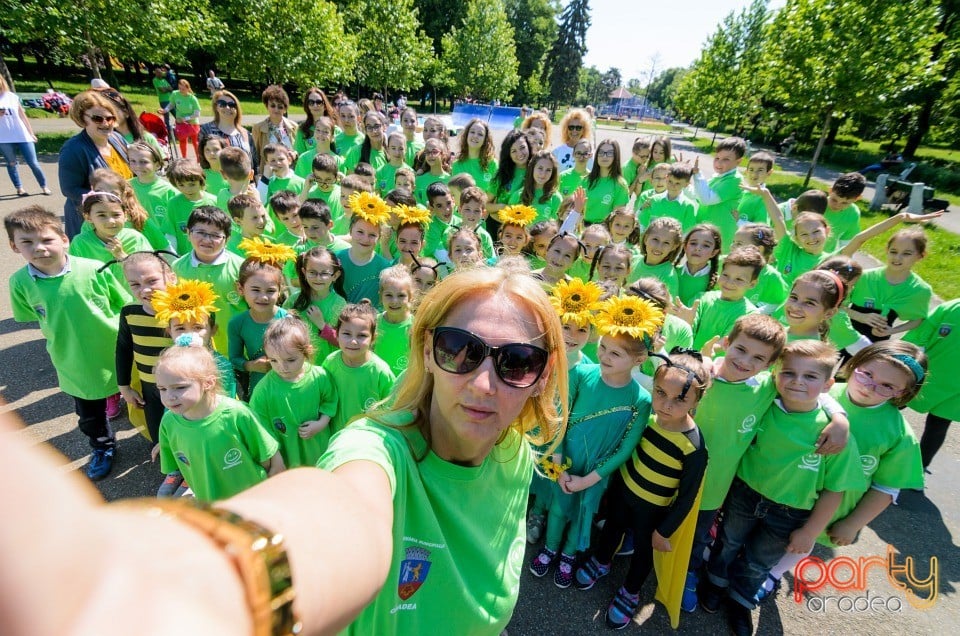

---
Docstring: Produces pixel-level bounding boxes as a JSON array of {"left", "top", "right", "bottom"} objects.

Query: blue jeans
[
  {"left": 706, "top": 478, "right": 811, "bottom": 609},
  {"left": 0, "top": 141, "right": 47, "bottom": 190}
]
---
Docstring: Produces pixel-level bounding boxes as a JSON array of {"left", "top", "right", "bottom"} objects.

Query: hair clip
[
  {"left": 96, "top": 249, "right": 177, "bottom": 273},
  {"left": 81, "top": 190, "right": 122, "bottom": 206}
]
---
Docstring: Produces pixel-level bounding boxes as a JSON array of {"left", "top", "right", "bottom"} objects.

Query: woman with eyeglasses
[
  {"left": 199, "top": 89, "right": 257, "bottom": 174},
  {"left": 57, "top": 90, "right": 131, "bottom": 237},
  {"left": 0, "top": 74, "right": 50, "bottom": 197},
  {"left": 94, "top": 87, "right": 165, "bottom": 161},
  {"left": 294, "top": 88, "right": 340, "bottom": 155},
  {"left": 251, "top": 85, "right": 298, "bottom": 174},
  {"left": 553, "top": 108, "right": 593, "bottom": 172}
]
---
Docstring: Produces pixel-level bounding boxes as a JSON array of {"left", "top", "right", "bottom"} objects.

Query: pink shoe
[{"left": 106, "top": 393, "right": 123, "bottom": 420}]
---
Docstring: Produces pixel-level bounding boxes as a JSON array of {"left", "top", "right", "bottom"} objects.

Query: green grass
[
  {"left": 849, "top": 139, "right": 960, "bottom": 164},
  {"left": 34, "top": 132, "right": 73, "bottom": 155}
]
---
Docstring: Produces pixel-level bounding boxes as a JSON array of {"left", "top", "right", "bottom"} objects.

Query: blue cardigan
[{"left": 58, "top": 130, "right": 128, "bottom": 238}]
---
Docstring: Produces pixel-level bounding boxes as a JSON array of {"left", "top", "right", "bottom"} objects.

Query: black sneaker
[
  {"left": 726, "top": 598, "right": 754, "bottom": 636},
  {"left": 699, "top": 580, "right": 725, "bottom": 614},
  {"left": 86, "top": 447, "right": 115, "bottom": 481}
]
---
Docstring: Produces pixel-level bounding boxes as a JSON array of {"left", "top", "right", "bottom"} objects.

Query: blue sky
[{"left": 582, "top": 0, "right": 786, "bottom": 84}]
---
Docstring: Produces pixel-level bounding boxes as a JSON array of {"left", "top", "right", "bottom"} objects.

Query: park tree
[
  {"left": 600, "top": 67, "right": 623, "bottom": 95},
  {"left": 542, "top": 0, "right": 591, "bottom": 109},
  {"left": 415, "top": 0, "right": 468, "bottom": 57},
  {"left": 505, "top": 0, "right": 560, "bottom": 105},
  {"left": 441, "top": 0, "right": 520, "bottom": 101},
  {"left": 767, "top": 0, "right": 941, "bottom": 184},
  {"left": 343, "top": 0, "right": 435, "bottom": 95},
  {"left": 577, "top": 66, "right": 606, "bottom": 105},
  {"left": 645, "top": 67, "right": 687, "bottom": 110},
  {"left": 213, "top": 0, "right": 357, "bottom": 89}
]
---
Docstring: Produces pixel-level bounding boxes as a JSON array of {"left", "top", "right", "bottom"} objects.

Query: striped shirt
[{"left": 116, "top": 304, "right": 172, "bottom": 385}]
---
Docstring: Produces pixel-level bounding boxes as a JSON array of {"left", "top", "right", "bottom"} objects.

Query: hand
[
  {"left": 303, "top": 174, "right": 315, "bottom": 189},
  {"left": 104, "top": 237, "right": 128, "bottom": 260},
  {"left": 640, "top": 199, "right": 652, "bottom": 210},
  {"left": 692, "top": 157, "right": 700, "bottom": 175},
  {"left": 573, "top": 187, "right": 586, "bottom": 213},
  {"left": 119, "top": 386, "right": 145, "bottom": 409},
  {"left": 558, "top": 471, "right": 573, "bottom": 493},
  {"left": 304, "top": 305, "right": 326, "bottom": 329},
  {"left": 298, "top": 419, "right": 328, "bottom": 439},
  {"left": 701, "top": 335, "right": 724, "bottom": 359},
  {"left": 150, "top": 443, "right": 160, "bottom": 462},
  {"left": 672, "top": 298, "right": 698, "bottom": 325},
  {"left": 857, "top": 312, "right": 889, "bottom": 330},
  {"left": 901, "top": 211, "right": 943, "bottom": 224},
  {"left": 739, "top": 183, "right": 765, "bottom": 195},
  {"left": 816, "top": 418, "right": 849, "bottom": 455},
  {"left": 652, "top": 331, "right": 666, "bottom": 353},
  {"left": 246, "top": 357, "right": 271, "bottom": 374},
  {"left": 787, "top": 528, "right": 816, "bottom": 554},
  {"left": 826, "top": 519, "right": 860, "bottom": 546},
  {"left": 262, "top": 163, "right": 274, "bottom": 179},
  {"left": 673, "top": 152, "right": 684, "bottom": 163},
  {"left": 652, "top": 530, "right": 672, "bottom": 552},
  {"left": 872, "top": 324, "right": 893, "bottom": 338}
]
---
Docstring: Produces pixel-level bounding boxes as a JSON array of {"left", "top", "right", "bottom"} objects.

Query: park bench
[
  {"left": 671, "top": 122, "right": 686, "bottom": 134},
  {"left": 623, "top": 119, "right": 639, "bottom": 130},
  {"left": 870, "top": 168, "right": 949, "bottom": 214}
]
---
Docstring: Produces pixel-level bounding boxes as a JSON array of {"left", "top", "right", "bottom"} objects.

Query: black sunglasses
[
  {"left": 307, "top": 99, "right": 325, "bottom": 106},
  {"left": 567, "top": 124, "right": 583, "bottom": 131},
  {"left": 432, "top": 327, "right": 548, "bottom": 389},
  {"left": 216, "top": 100, "right": 237, "bottom": 109}
]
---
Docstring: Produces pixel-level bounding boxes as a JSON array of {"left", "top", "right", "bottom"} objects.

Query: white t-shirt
[{"left": 0, "top": 92, "right": 32, "bottom": 143}]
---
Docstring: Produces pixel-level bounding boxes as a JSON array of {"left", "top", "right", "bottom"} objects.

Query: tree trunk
[
  {"left": 805, "top": 109, "right": 833, "bottom": 187},
  {"left": 101, "top": 48, "right": 119, "bottom": 88},
  {"left": 84, "top": 27, "right": 101, "bottom": 79},
  {"left": 903, "top": 98, "right": 934, "bottom": 158}
]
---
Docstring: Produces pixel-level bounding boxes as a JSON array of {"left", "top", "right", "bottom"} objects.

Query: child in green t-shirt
[
  {"left": 251, "top": 316, "right": 338, "bottom": 468},
  {"left": 692, "top": 136, "right": 746, "bottom": 247},
  {"left": 156, "top": 343, "right": 284, "bottom": 502},
  {"left": 632, "top": 162, "right": 669, "bottom": 213},
  {"left": 225, "top": 192, "right": 270, "bottom": 258},
  {"left": 624, "top": 136, "right": 652, "bottom": 198},
  {"left": 823, "top": 172, "right": 867, "bottom": 252},
  {"left": 68, "top": 192, "right": 153, "bottom": 277},
  {"left": 507, "top": 150, "right": 563, "bottom": 222},
  {"left": 200, "top": 136, "right": 227, "bottom": 195},
  {"left": 675, "top": 224, "right": 721, "bottom": 308},
  {"left": 414, "top": 139, "right": 452, "bottom": 207},
  {"left": 450, "top": 186, "right": 495, "bottom": 260},
  {"left": 268, "top": 190, "right": 306, "bottom": 248},
  {"left": 337, "top": 207, "right": 392, "bottom": 307},
  {"left": 376, "top": 132, "right": 411, "bottom": 195},
  {"left": 166, "top": 160, "right": 218, "bottom": 255},
  {"left": 260, "top": 144, "right": 305, "bottom": 200},
  {"left": 127, "top": 141, "right": 178, "bottom": 232},
  {"left": 639, "top": 162, "right": 698, "bottom": 233},
  {"left": 373, "top": 265, "right": 415, "bottom": 377},
  {"left": 287, "top": 246, "right": 347, "bottom": 364},
  {"left": 701, "top": 341, "right": 865, "bottom": 635},
  {"left": 736, "top": 151, "right": 775, "bottom": 226},
  {"left": 7, "top": 206, "right": 133, "bottom": 481},
  {"left": 295, "top": 117, "right": 343, "bottom": 178},
  {"left": 583, "top": 139, "right": 630, "bottom": 224},
  {"left": 628, "top": 217, "right": 683, "bottom": 295},
  {"left": 729, "top": 223, "right": 788, "bottom": 314},
  {"left": 559, "top": 139, "right": 592, "bottom": 197}
]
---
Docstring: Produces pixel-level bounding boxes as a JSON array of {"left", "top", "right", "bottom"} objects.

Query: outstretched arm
[
  {"left": 840, "top": 211, "right": 943, "bottom": 257},
  {"left": 742, "top": 183, "right": 787, "bottom": 241}
]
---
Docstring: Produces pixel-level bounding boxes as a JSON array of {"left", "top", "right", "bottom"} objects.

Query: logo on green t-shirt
[
  {"left": 798, "top": 453, "right": 821, "bottom": 472},
  {"left": 223, "top": 448, "right": 242, "bottom": 469},
  {"left": 34, "top": 305, "right": 46, "bottom": 319},
  {"left": 737, "top": 414, "right": 758, "bottom": 435},
  {"left": 860, "top": 454, "right": 878, "bottom": 474},
  {"left": 398, "top": 546, "right": 432, "bottom": 600}
]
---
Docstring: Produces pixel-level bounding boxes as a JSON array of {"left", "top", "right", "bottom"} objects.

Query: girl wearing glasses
[
  {"left": 757, "top": 341, "right": 926, "bottom": 602},
  {"left": 583, "top": 139, "right": 629, "bottom": 225},
  {"left": 199, "top": 89, "right": 256, "bottom": 174},
  {"left": 58, "top": 90, "right": 131, "bottom": 238},
  {"left": 318, "top": 264, "right": 567, "bottom": 634},
  {"left": 553, "top": 108, "right": 593, "bottom": 171}
]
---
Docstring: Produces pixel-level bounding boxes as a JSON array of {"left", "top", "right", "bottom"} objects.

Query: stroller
[{"left": 138, "top": 111, "right": 175, "bottom": 162}]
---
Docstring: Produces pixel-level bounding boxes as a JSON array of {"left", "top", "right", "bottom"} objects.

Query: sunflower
[
  {"left": 349, "top": 191, "right": 391, "bottom": 226},
  {"left": 497, "top": 204, "right": 538, "bottom": 228},
  {"left": 593, "top": 295, "right": 664, "bottom": 340},
  {"left": 394, "top": 204, "right": 432, "bottom": 228},
  {"left": 238, "top": 237, "right": 297, "bottom": 267},
  {"left": 550, "top": 278, "right": 603, "bottom": 327},
  {"left": 538, "top": 455, "right": 572, "bottom": 482},
  {"left": 151, "top": 279, "right": 219, "bottom": 325}
]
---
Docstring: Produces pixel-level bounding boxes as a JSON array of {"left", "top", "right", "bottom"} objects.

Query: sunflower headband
[
  {"left": 393, "top": 204, "right": 432, "bottom": 228},
  {"left": 349, "top": 191, "right": 391, "bottom": 226},
  {"left": 550, "top": 278, "right": 603, "bottom": 327},
  {"left": 497, "top": 204, "right": 537, "bottom": 228},
  {"left": 238, "top": 237, "right": 297, "bottom": 267},
  {"left": 593, "top": 295, "right": 664, "bottom": 345},
  {"left": 151, "top": 279, "right": 220, "bottom": 324}
]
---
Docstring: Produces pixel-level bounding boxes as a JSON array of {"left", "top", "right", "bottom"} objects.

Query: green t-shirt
[
  {"left": 451, "top": 156, "right": 498, "bottom": 194},
  {"left": 165, "top": 192, "right": 219, "bottom": 255},
  {"left": 295, "top": 149, "right": 345, "bottom": 178},
  {"left": 492, "top": 170, "right": 526, "bottom": 205},
  {"left": 737, "top": 399, "right": 866, "bottom": 510},
  {"left": 317, "top": 415, "right": 532, "bottom": 636},
  {"left": 628, "top": 257, "right": 679, "bottom": 297},
  {"left": 376, "top": 162, "right": 411, "bottom": 195},
  {"left": 692, "top": 290, "right": 757, "bottom": 350},
  {"left": 772, "top": 236, "right": 829, "bottom": 286},
  {"left": 697, "top": 170, "right": 744, "bottom": 247},
  {"left": 848, "top": 267, "right": 932, "bottom": 322},
  {"left": 334, "top": 130, "right": 364, "bottom": 155},
  {"left": 336, "top": 248, "right": 391, "bottom": 307},
  {"left": 507, "top": 187, "right": 562, "bottom": 223},
  {"left": 9, "top": 257, "right": 132, "bottom": 399},
  {"left": 129, "top": 177, "right": 178, "bottom": 229},
  {"left": 423, "top": 214, "right": 460, "bottom": 260},
  {"left": 153, "top": 77, "right": 173, "bottom": 106},
  {"left": 68, "top": 228, "right": 154, "bottom": 277},
  {"left": 737, "top": 190, "right": 769, "bottom": 225},
  {"left": 158, "top": 396, "right": 278, "bottom": 502},
  {"left": 204, "top": 168, "right": 227, "bottom": 196},
  {"left": 169, "top": 92, "right": 201, "bottom": 124},
  {"left": 696, "top": 372, "right": 776, "bottom": 510},
  {"left": 904, "top": 299, "right": 960, "bottom": 420},
  {"left": 676, "top": 262, "right": 713, "bottom": 307},
  {"left": 172, "top": 251, "right": 247, "bottom": 354},
  {"left": 639, "top": 192, "right": 698, "bottom": 233},
  {"left": 284, "top": 289, "right": 348, "bottom": 364},
  {"left": 622, "top": 159, "right": 641, "bottom": 190},
  {"left": 583, "top": 176, "right": 630, "bottom": 224},
  {"left": 817, "top": 383, "right": 923, "bottom": 546},
  {"left": 824, "top": 203, "right": 861, "bottom": 252},
  {"left": 321, "top": 350, "right": 396, "bottom": 433},
  {"left": 249, "top": 364, "right": 338, "bottom": 468},
  {"left": 745, "top": 263, "right": 789, "bottom": 314},
  {"left": 558, "top": 168, "right": 587, "bottom": 197},
  {"left": 227, "top": 307, "right": 288, "bottom": 392},
  {"left": 405, "top": 139, "right": 424, "bottom": 167},
  {"left": 344, "top": 146, "right": 387, "bottom": 173},
  {"left": 414, "top": 171, "right": 451, "bottom": 206},
  {"left": 375, "top": 313, "right": 414, "bottom": 376},
  {"left": 640, "top": 313, "right": 695, "bottom": 377}
]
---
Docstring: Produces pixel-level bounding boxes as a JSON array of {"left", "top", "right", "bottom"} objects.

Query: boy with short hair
[
  {"left": 394, "top": 167, "right": 416, "bottom": 193},
  {"left": 259, "top": 144, "right": 304, "bottom": 200},
  {"left": 633, "top": 162, "right": 670, "bottom": 212},
  {"left": 447, "top": 172, "right": 477, "bottom": 208},
  {"left": 737, "top": 151, "right": 775, "bottom": 225},
  {"left": 226, "top": 192, "right": 270, "bottom": 257},
  {"left": 640, "top": 162, "right": 698, "bottom": 232},
  {"left": 216, "top": 147, "right": 256, "bottom": 211},
  {"left": 701, "top": 340, "right": 865, "bottom": 636},
  {"left": 447, "top": 186, "right": 494, "bottom": 259},
  {"left": 302, "top": 153, "right": 343, "bottom": 215},
  {"left": 334, "top": 174, "right": 373, "bottom": 236},
  {"left": 352, "top": 162, "right": 377, "bottom": 191},
  {"left": 336, "top": 214, "right": 391, "bottom": 307},
  {"left": 692, "top": 136, "right": 747, "bottom": 247},
  {"left": 269, "top": 190, "right": 305, "bottom": 247},
  {"left": 687, "top": 246, "right": 761, "bottom": 350},
  {"left": 171, "top": 206, "right": 246, "bottom": 354},
  {"left": 7, "top": 206, "right": 133, "bottom": 480},
  {"left": 166, "top": 159, "right": 218, "bottom": 255},
  {"left": 777, "top": 188, "right": 828, "bottom": 233},
  {"left": 299, "top": 199, "right": 350, "bottom": 253},
  {"left": 823, "top": 172, "right": 867, "bottom": 251},
  {"left": 424, "top": 182, "right": 461, "bottom": 259}
]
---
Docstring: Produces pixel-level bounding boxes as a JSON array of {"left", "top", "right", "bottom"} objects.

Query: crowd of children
[{"left": 7, "top": 93, "right": 955, "bottom": 633}]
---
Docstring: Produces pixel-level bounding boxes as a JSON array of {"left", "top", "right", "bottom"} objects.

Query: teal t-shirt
[
  {"left": 321, "top": 350, "right": 396, "bottom": 433},
  {"left": 317, "top": 416, "right": 532, "bottom": 636},
  {"left": 158, "top": 396, "right": 279, "bottom": 502},
  {"left": 336, "top": 248, "right": 391, "bottom": 307},
  {"left": 227, "top": 307, "right": 289, "bottom": 392}
]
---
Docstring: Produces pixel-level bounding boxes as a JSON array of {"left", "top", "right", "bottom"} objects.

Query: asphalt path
[{"left": 0, "top": 123, "right": 957, "bottom": 634}]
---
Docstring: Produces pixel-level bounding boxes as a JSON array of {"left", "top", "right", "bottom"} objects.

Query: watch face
[{"left": 274, "top": 418, "right": 287, "bottom": 434}]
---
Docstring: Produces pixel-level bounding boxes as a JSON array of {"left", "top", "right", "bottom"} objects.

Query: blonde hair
[
  {"left": 263, "top": 316, "right": 316, "bottom": 360},
  {"left": 558, "top": 108, "right": 593, "bottom": 146},
  {"left": 69, "top": 90, "right": 119, "bottom": 127},
  {"left": 368, "top": 262, "right": 568, "bottom": 457},
  {"left": 156, "top": 345, "right": 222, "bottom": 395}
]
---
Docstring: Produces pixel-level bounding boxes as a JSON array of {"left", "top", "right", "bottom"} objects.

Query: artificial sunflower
[
  {"left": 538, "top": 455, "right": 572, "bottom": 482},
  {"left": 550, "top": 278, "right": 603, "bottom": 327},
  {"left": 238, "top": 237, "right": 297, "bottom": 267},
  {"left": 593, "top": 295, "right": 664, "bottom": 340},
  {"left": 151, "top": 279, "right": 219, "bottom": 325},
  {"left": 394, "top": 204, "right": 432, "bottom": 228},
  {"left": 497, "top": 204, "right": 537, "bottom": 228},
  {"left": 349, "top": 191, "right": 391, "bottom": 226}
]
